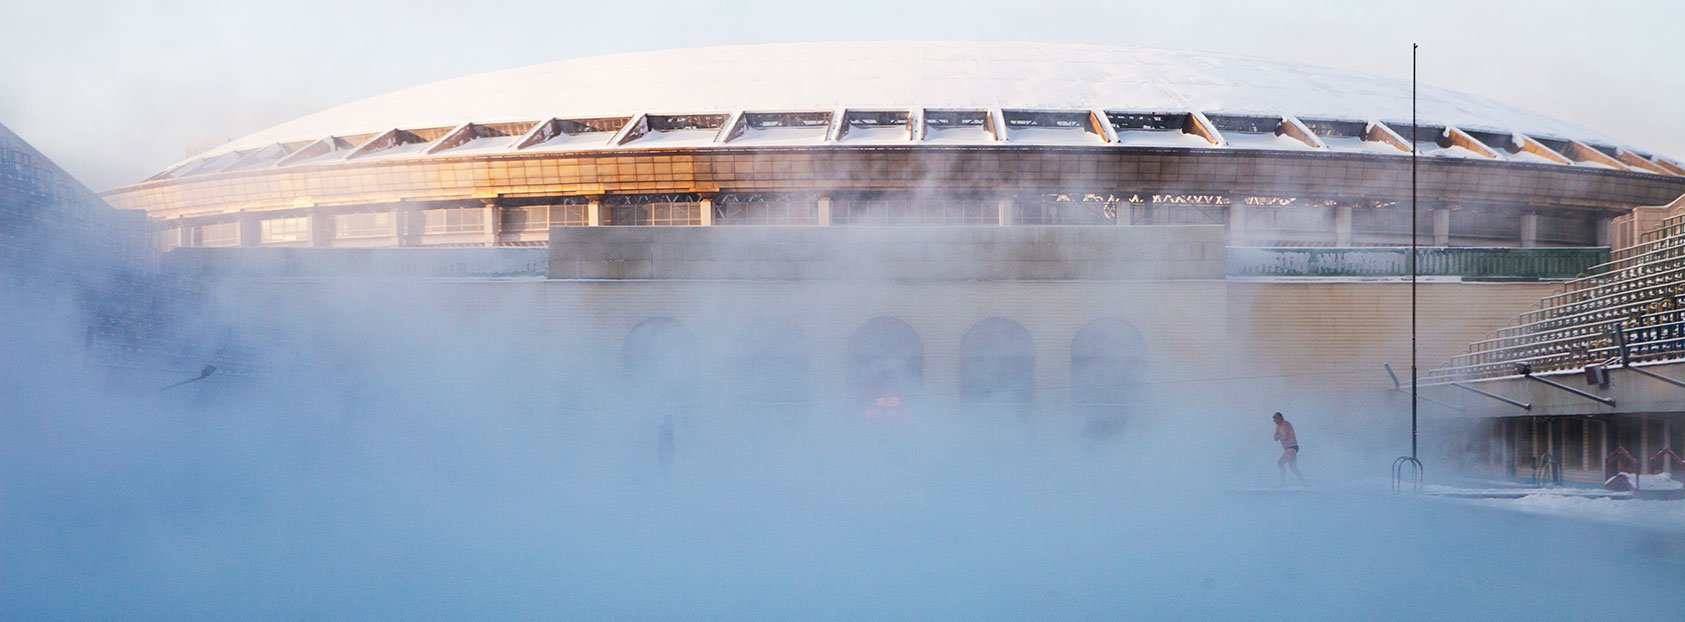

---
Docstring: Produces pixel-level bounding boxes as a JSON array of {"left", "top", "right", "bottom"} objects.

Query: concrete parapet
[{"left": 547, "top": 225, "right": 1227, "bottom": 281}]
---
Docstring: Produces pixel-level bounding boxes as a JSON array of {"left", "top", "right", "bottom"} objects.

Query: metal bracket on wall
[
  {"left": 1612, "top": 328, "right": 1685, "bottom": 390},
  {"left": 1384, "top": 363, "right": 1464, "bottom": 413},
  {"left": 1621, "top": 365, "right": 1685, "bottom": 389},
  {"left": 1520, "top": 367, "right": 1615, "bottom": 407},
  {"left": 1450, "top": 382, "right": 1532, "bottom": 410}
]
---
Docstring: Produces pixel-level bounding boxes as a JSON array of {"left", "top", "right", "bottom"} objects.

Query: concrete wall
[
  {"left": 206, "top": 273, "right": 1557, "bottom": 420},
  {"left": 547, "top": 225, "right": 1227, "bottom": 281},
  {"left": 1428, "top": 360, "right": 1685, "bottom": 419},
  {"left": 1227, "top": 281, "right": 1560, "bottom": 378},
  {"left": 165, "top": 246, "right": 550, "bottom": 279}
]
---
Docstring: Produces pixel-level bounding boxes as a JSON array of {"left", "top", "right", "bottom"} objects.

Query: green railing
[{"left": 1226, "top": 246, "right": 1609, "bottom": 280}]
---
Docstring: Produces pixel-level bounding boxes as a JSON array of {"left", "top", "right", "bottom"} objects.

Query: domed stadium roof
[{"left": 161, "top": 41, "right": 1678, "bottom": 179}]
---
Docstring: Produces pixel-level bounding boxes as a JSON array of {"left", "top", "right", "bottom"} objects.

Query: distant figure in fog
[
  {"left": 1273, "top": 412, "right": 1307, "bottom": 487},
  {"left": 658, "top": 415, "right": 675, "bottom": 474}
]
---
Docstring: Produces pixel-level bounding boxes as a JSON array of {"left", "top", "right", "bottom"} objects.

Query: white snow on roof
[
  {"left": 524, "top": 131, "right": 613, "bottom": 152},
  {"left": 1222, "top": 132, "right": 1314, "bottom": 150},
  {"left": 1319, "top": 135, "right": 1406, "bottom": 154},
  {"left": 836, "top": 124, "right": 911, "bottom": 145},
  {"left": 1004, "top": 126, "right": 1106, "bottom": 145},
  {"left": 623, "top": 128, "right": 723, "bottom": 148},
  {"left": 436, "top": 135, "right": 519, "bottom": 155},
  {"left": 182, "top": 41, "right": 1650, "bottom": 167},
  {"left": 729, "top": 125, "right": 831, "bottom": 146},
  {"left": 1114, "top": 129, "right": 1215, "bottom": 148}
]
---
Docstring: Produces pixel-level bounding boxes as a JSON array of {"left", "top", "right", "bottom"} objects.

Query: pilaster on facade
[
  {"left": 996, "top": 197, "right": 1015, "bottom": 226},
  {"left": 238, "top": 213, "right": 262, "bottom": 247},
  {"left": 816, "top": 195, "right": 833, "bottom": 226},
  {"left": 1432, "top": 207, "right": 1451, "bottom": 246},
  {"left": 699, "top": 197, "right": 715, "bottom": 226},
  {"left": 482, "top": 199, "right": 501, "bottom": 246},
  {"left": 310, "top": 207, "right": 333, "bottom": 248},
  {"left": 393, "top": 204, "right": 423, "bottom": 246},
  {"left": 1334, "top": 204, "right": 1354, "bottom": 246},
  {"left": 1520, "top": 212, "right": 1540, "bottom": 248},
  {"left": 587, "top": 197, "right": 603, "bottom": 227},
  {"left": 1227, "top": 197, "right": 1248, "bottom": 245}
]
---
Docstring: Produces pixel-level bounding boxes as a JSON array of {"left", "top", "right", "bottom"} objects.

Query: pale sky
[{"left": 3, "top": 0, "right": 1681, "bottom": 190}]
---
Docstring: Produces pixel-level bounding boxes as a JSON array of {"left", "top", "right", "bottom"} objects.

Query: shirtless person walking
[{"left": 1273, "top": 412, "right": 1307, "bottom": 487}]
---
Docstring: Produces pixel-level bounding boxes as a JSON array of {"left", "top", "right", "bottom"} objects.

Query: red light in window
[{"left": 866, "top": 394, "right": 902, "bottom": 417}]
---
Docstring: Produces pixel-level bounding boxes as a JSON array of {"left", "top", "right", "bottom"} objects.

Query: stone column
[
  {"left": 310, "top": 208, "right": 333, "bottom": 248},
  {"left": 587, "top": 197, "right": 603, "bottom": 226},
  {"left": 997, "top": 196, "right": 1015, "bottom": 226},
  {"left": 1520, "top": 212, "right": 1540, "bottom": 248},
  {"left": 1334, "top": 204, "right": 1353, "bottom": 247},
  {"left": 482, "top": 200, "right": 500, "bottom": 247},
  {"left": 238, "top": 213, "right": 262, "bottom": 247},
  {"left": 1432, "top": 208, "right": 1451, "bottom": 246},
  {"left": 1596, "top": 217, "right": 1612, "bottom": 247},
  {"left": 699, "top": 197, "right": 714, "bottom": 226},
  {"left": 1227, "top": 197, "right": 1248, "bottom": 245},
  {"left": 394, "top": 205, "right": 420, "bottom": 247},
  {"left": 816, "top": 195, "right": 833, "bottom": 226}
]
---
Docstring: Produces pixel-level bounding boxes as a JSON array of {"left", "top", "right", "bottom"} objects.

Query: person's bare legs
[
  {"left": 1284, "top": 449, "right": 1306, "bottom": 486},
  {"left": 1277, "top": 451, "right": 1290, "bottom": 487}
]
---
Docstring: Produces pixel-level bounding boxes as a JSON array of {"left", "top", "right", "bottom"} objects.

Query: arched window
[
  {"left": 733, "top": 319, "right": 810, "bottom": 405},
  {"left": 847, "top": 317, "right": 923, "bottom": 404},
  {"left": 960, "top": 318, "right": 1035, "bottom": 410},
  {"left": 1070, "top": 318, "right": 1145, "bottom": 416},
  {"left": 623, "top": 317, "right": 699, "bottom": 404}
]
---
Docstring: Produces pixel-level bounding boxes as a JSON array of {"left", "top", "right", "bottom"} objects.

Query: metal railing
[
  {"left": 1427, "top": 212, "right": 1685, "bottom": 383},
  {"left": 1532, "top": 453, "right": 1563, "bottom": 486},
  {"left": 1226, "top": 246, "right": 1608, "bottom": 279}
]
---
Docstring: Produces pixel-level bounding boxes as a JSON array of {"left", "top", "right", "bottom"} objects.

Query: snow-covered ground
[
  {"left": 1422, "top": 479, "right": 1685, "bottom": 533},
  {"left": 1463, "top": 494, "right": 1685, "bottom": 532}
]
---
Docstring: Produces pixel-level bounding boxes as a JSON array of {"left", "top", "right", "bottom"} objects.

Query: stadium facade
[
  {"left": 102, "top": 42, "right": 1684, "bottom": 251},
  {"left": 77, "top": 42, "right": 1685, "bottom": 475}
]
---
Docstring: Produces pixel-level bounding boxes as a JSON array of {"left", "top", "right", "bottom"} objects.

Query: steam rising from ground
[{"left": 3, "top": 277, "right": 1681, "bottom": 619}]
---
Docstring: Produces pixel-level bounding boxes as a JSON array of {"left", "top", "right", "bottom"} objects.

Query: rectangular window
[
  {"left": 422, "top": 207, "right": 485, "bottom": 234},
  {"left": 1015, "top": 197, "right": 1115, "bottom": 225},
  {"left": 1537, "top": 213, "right": 1597, "bottom": 246},
  {"left": 259, "top": 216, "right": 310, "bottom": 244},
  {"left": 334, "top": 212, "right": 394, "bottom": 239},
  {"left": 714, "top": 195, "right": 819, "bottom": 225},
  {"left": 158, "top": 226, "right": 182, "bottom": 251},
  {"left": 186, "top": 221, "right": 239, "bottom": 247},
  {"left": 1449, "top": 206, "right": 1521, "bottom": 243},
  {"left": 608, "top": 201, "right": 702, "bottom": 226},
  {"left": 502, "top": 203, "right": 589, "bottom": 232},
  {"left": 831, "top": 194, "right": 997, "bottom": 225}
]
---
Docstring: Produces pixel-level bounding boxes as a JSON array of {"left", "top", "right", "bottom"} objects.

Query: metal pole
[{"left": 1411, "top": 43, "right": 1419, "bottom": 461}]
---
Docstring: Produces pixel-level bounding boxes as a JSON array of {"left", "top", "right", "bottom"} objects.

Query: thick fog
[{"left": 4, "top": 262, "right": 1682, "bottom": 619}]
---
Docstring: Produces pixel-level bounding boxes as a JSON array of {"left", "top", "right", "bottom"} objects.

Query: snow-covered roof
[{"left": 157, "top": 41, "right": 1680, "bottom": 179}]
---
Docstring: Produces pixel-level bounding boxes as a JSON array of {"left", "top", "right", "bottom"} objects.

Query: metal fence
[{"left": 1227, "top": 246, "right": 1609, "bottom": 280}]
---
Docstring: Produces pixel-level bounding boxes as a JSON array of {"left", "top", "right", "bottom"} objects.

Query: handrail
[
  {"left": 1392, "top": 456, "right": 1423, "bottom": 494},
  {"left": 1550, "top": 253, "right": 1685, "bottom": 298},
  {"left": 1532, "top": 453, "right": 1563, "bottom": 486},
  {"left": 1606, "top": 446, "right": 1641, "bottom": 491},
  {"left": 1427, "top": 210, "right": 1685, "bottom": 384},
  {"left": 1650, "top": 448, "right": 1684, "bottom": 474}
]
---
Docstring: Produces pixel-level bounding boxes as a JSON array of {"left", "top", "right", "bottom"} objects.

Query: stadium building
[
  {"left": 85, "top": 43, "right": 1685, "bottom": 459},
  {"left": 104, "top": 42, "right": 1685, "bottom": 250}
]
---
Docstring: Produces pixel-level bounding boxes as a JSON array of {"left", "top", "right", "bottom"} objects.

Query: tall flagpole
[{"left": 1410, "top": 43, "right": 1419, "bottom": 461}]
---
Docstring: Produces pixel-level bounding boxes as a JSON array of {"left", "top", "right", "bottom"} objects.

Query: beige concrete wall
[
  {"left": 1226, "top": 281, "right": 1561, "bottom": 378},
  {"left": 215, "top": 275, "right": 1559, "bottom": 418}
]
